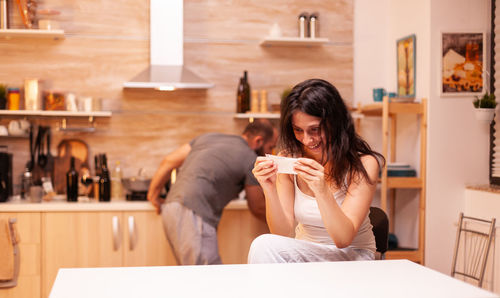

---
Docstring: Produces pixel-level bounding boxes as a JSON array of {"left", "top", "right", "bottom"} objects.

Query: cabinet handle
[
  {"left": 112, "top": 216, "right": 121, "bottom": 251},
  {"left": 128, "top": 216, "right": 137, "bottom": 250}
]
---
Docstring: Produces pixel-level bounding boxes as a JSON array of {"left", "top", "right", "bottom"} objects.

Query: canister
[
  {"left": 24, "top": 78, "right": 41, "bottom": 110},
  {"left": 298, "top": 13, "right": 308, "bottom": 38},
  {"left": 309, "top": 13, "right": 319, "bottom": 38},
  {"left": 7, "top": 88, "right": 20, "bottom": 110},
  {"left": 251, "top": 90, "right": 259, "bottom": 113},
  {"left": 0, "top": 0, "right": 8, "bottom": 29},
  {"left": 259, "top": 90, "right": 268, "bottom": 113}
]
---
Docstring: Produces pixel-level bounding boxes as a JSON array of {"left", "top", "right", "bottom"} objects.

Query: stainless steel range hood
[{"left": 123, "top": 0, "right": 214, "bottom": 90}]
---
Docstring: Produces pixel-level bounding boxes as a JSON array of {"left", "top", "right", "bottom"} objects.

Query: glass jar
[{"left": 7, "top": 88, "right": 20, "bottom": 110}]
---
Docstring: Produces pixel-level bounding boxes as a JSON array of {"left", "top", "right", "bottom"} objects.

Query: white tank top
[{"left": 294, "top": 176, "right": 376, "bottom": 252}]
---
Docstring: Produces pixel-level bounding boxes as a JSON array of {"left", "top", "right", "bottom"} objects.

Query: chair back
[
  {"left": 451, "top": 212, "right": 496, "bottom": 288},
  {"left": 368, "top": 207, "right": 389, "bottom": 259}
]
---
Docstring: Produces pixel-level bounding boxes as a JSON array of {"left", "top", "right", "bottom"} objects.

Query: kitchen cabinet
[
  {"left": 41, "top": 210, "right": 175, "bottom": 298},
  {"left": 218, "top": 208, "right": 269, "bottom": 264},
  {"left": 0, "top": 212, "right": 41, "bottom": 298},
  {"left": 0, "top": 201, "right": 267, "bottom": 298}
]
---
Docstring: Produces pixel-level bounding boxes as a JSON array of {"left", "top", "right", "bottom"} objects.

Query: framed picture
[
  {"left": 441, "top": 32, "right": 485, "bottom": 96},
  {"left": 397, "top": 34, "right": 416, "bottom": 98}
]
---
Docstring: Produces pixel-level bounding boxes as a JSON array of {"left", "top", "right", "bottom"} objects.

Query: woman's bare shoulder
[{"left": 360, "top": 154, "right": 380, "bottom": 178}]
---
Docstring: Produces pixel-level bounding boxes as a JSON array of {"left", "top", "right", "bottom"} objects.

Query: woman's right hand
[{"left": 252, "top": 156, "right": 277, "bottom": 188}]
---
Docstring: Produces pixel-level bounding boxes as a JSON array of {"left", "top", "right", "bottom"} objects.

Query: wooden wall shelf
[
  {"left": 0, "top": 110, "right": 111, "bottom": 117},
  {"left": 234, "top": 113, "right": 280, "bottom": 119},
  {"left": 0, "top": 29, "right": 65, "bottom": 40},
  {"left": 260, "top": 37, "right": 329, "bottom": 46}
]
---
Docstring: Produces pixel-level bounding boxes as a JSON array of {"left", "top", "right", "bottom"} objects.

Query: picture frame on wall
[
  {"left": 441, "top": 32, "right": 485, "bottom": 96},
  {"left": 397, "top": 34, "right": 416, "bottom": 98}
]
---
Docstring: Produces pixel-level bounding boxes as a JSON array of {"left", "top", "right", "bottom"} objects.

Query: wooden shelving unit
[
  {"left": 0, "top": 29, "right": 65, "bottom": 40},
  {"left": 357, "top": 97, "right": 427, "bottom": 264},
  {"left": 260, "top": 37, "right": 329, "bottom": 47}
]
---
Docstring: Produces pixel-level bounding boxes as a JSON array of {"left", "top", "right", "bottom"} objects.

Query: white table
[{"left": 49, "top": 260, "right": 498, "bottom": 298}]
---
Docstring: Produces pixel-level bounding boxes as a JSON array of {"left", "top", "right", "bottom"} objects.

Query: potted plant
[{"left": 473, "top": 93, "right": 497, "bottom": 122}]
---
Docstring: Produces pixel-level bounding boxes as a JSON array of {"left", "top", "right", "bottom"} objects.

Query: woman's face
[{"left": 291, "top": 111, "right": 326, "bottom": 161}]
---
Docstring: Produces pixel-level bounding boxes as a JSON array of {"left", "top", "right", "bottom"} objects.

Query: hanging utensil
[
  {"left": 44, "top": 127, "right": 55, "bottom": 181},
  {"left": 37, "top": 126, "right": 47, "bottom": 168},
  {"left": 26, "top": 124, "right": 34, "bottom": 171}
]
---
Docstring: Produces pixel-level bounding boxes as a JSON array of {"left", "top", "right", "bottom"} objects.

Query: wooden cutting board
[{"left": 53, "top": 139, "right": 89, "bottom": 194}]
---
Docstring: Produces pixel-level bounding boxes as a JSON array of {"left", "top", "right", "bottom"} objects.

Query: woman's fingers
[
  {"left": 253, "top": 158, "right": 276, "bottom": 179},
  {"left": 295, "top": 167, "right": 321, "bottom": 181},
  {"left": 297, "top": 157, "right": 322, "bottom": 170}
]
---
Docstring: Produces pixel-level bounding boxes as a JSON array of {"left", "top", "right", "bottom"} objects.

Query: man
[{"left": 147, "top": 120, "right": 277, "bottom": 265}]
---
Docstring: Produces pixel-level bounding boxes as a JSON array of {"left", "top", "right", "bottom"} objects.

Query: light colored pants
[
  {"left": 161, "top": 202, "right": 222, "bottom": 265},
  {"left": 248, "top": 234, "right": 374, "bottom": 263}
]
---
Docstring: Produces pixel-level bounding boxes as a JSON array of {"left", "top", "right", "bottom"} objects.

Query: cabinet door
[
  {"left": 0, "top": 212, "right": 41, "bottom": 298},
  {"left": 42, "top": 212, "right": 123, "bottom": 298},
  {"left": 218, "top": 209, "right": 269, "bottom": 264},
  {"left": 122, "top": 211, "right": 177, "bottom": 267}
]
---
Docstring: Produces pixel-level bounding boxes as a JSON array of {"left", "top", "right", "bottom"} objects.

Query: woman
[{"left": 248, "top": 78, "right": 384, "bottom": 263}]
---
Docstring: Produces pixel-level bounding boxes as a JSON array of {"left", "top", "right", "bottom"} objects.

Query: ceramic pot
[{"left": 474, "top": 108, "right": 496, "bottom": 122}]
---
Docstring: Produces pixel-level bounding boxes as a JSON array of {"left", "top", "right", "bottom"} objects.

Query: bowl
[{"left": 121, "top": 177, "right": 151, "bottom": 193}]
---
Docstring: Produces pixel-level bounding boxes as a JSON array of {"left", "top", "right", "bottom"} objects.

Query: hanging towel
[{"left": 0, "top": 218, "right": 19, "bottom": 281}]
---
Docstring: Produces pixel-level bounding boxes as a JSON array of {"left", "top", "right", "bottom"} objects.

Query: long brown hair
[{"left": 279, "top": 79, "right": 384, "bottom": 189}]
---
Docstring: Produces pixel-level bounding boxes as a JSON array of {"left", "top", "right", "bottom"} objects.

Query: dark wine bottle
[
  {"left": 99, "top": 154, "right": 111, "bottom": 202},
  {"left": 236, "top": 70, "right": 250, "bottom": 113},
  {"left": 236, "top": 77, "right": 245, "bottom": 113},
  {"left": 66, "top": 157, "right": 78, "bottom": 202},
  {"left": 242, "top": 70, "right": 250, "bottom": 112}
]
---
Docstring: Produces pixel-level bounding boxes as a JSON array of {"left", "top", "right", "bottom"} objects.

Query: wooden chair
[
  {"left": 451, "top": 212, "right": 496, "bottom": 288},
  {"left": 369, "top": 207, "right": 389, "bottom": 260}
]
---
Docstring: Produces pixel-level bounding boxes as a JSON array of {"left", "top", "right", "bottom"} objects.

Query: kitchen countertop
[{"left": 0, "top": 198, "right": 249, "bottom": 212}]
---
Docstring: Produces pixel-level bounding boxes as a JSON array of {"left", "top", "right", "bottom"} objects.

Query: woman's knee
[{"left": 248, "top": 234, "right": 287, "bottom": 264}]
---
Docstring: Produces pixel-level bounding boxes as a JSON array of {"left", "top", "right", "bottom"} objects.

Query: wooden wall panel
[
  {"left": 184, "top": 0, "right": 353, "bottom": 43},
  {"left": 0, "top": 0, "right": 353, "bottom": 191}
]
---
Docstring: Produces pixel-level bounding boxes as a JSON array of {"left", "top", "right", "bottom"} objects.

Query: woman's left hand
[{"left": 294, "top": 158, "right": 329, "bottom": 196}]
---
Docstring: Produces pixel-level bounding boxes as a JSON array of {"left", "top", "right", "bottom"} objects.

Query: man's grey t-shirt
[{"left": 165, "top": 133, "right": 259, "bottom": 227}]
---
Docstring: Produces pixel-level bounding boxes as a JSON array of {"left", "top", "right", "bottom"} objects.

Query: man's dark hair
[{"left": 243, "top": 119, "right": 275, "bottom": 143}]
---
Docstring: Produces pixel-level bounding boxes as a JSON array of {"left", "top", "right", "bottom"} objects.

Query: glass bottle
[
  {"left": 99, "top": 154, "right": 111, "bottom": 202},
  {"left": 236, "top": 70, "right": 251, "bottom": 113},
  {"left": 111, "top": 160, "right": 123, "bottom": 200},
  {"left": 21, "top": 167, "right": 32, "bottom": 200},
  {"left": 242, "top": 70, "right": 250, "bottom": 112},
  {"left": 66, "top": 157, "right": 78, "bottom": 202},
  {"left": 236, "top": 77, "right": 245, "bottom": 113}
]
